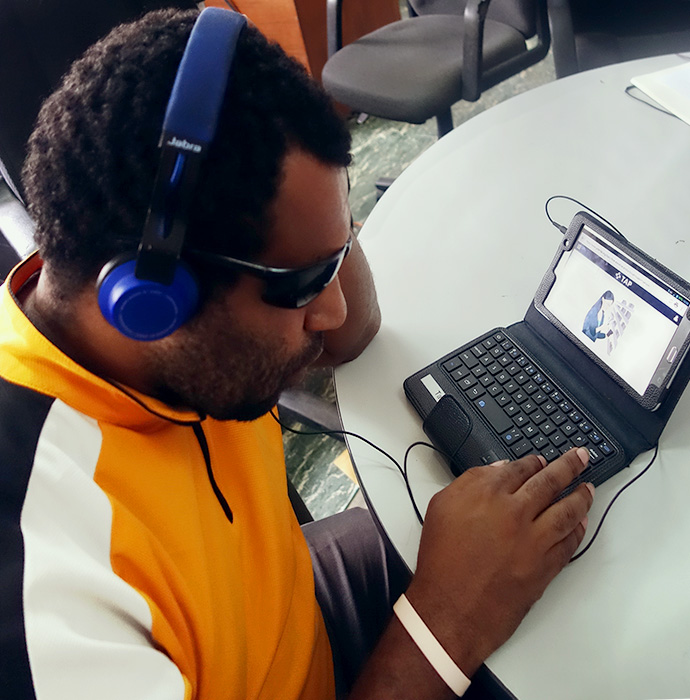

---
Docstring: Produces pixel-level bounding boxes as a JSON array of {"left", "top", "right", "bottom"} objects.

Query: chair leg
[
  {"left": 375, "top": 177, "right": 396, "bottom": 200},
  {"left": 436, "top": 109, "right": 453, "bottom": 138}
]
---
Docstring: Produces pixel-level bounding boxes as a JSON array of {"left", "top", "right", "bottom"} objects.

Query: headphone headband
[
  {"left": 98, "top": 8, "right": 247, "bottom": 341},
  {"left": 137, "top": 8, "right": 248, "bottom": 284}
]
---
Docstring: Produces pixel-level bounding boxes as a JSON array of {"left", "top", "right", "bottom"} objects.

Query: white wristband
[{"left": 393, "top": 593, "right": 471, "bottom": 697}]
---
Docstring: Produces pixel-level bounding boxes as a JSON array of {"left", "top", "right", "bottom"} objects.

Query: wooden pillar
[{"left": 205, "top": 0, "right": 400, "bottom": 81}]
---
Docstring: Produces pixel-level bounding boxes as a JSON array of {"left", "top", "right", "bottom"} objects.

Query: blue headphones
[{"left": 97, "top": 8, "right": 247, "bottom": 341}]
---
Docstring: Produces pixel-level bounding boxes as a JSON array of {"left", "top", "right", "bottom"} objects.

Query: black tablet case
[{"left": 403, "top": 213, "right": 690, "bottom": 491}]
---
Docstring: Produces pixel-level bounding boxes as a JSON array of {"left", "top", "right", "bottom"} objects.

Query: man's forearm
[
  {"left": 349, "top": 614, "right": 460, "bottom": 700},
  {"left": 318, "top": 235, "right": 381, "bottom": 366},
  {"left": 348, "top": 450, "right": 594, "bottom": 698}
]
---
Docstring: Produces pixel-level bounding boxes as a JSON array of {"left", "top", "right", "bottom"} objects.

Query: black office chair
[
  {"left": 322, "top": 0, "right": 551, "bottom": 139},
  {"left": 548, "top": 0, "right": 690, "bottom": 78},
  {"left": 0, "top": 0, "right": 198, "bottom": 203}
]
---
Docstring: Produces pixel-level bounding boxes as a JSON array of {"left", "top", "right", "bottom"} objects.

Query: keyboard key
[
  {"left": 472, "top": 366, "right": 486, "bottom": 378},
  {"left": 550, "top": 431, "right": 567, "bottom": 447},
  {"left": 530, "top": 409, "right": 545, "bottom": 423},
  {"left": 488, "top": 384, "right": 502, "bottom": 396},
  {"left": 504, "top": 404, "right": 519, "bottom": 417},
  {"left": 561, "top": 422, "right": 577, "bottom": 436},
  {"left": 523, "top": 423, "right": 538, "bottom": 437},
  {"left": 578, "top": 420, "right": 592, "bottom": 434},
  {"left": 502, "top": 428, "right": 522, "bottom": 445},
  {"left": 443, "top": 356, "right": 462, "bottom": 372},
  {"left": 504, "top": 381, "right": 519, "bottom": 394},
  {"left": 572, "top": 434, "right": 588, "bottom": 447},
  {"left": 458, "top": 376, "right": 477, "bottom": 390},
  {"left": 541, "top": 421, "right": 556, "bottom": 436},
  {"left": 511, "top": 439, "right": 533, "bottom": 458},
  {"left": 483, "top": 338, "right": 497, "bottom": 349},
  {"left": 542, "top": 446, "right": 559, "bottom": 462},
  {"left": 522, "top": 401, "right": 538, "bottom": 415},
  {"left": 450, "top": 367, "right": 469, "bottom": 382},
  {"left": 466, "top": 385, "right": 485, "bottom": 400},
  {"left": 533, "top": 392, "right": 548, "bottom": 404},
  {"left": 587, "top": 446, "right": 604, "bottom": 465},
  {"left": 480, "top": 374, "right": 494, "bottom": 387},
  {"left": 531, "top": 434, "right": 548, "bottom": 449},
  {"left": 459, "top": 351, "right": 478, "bottom": 368},
  {"left": 599, "top": 442, "right": 613, "bottom": 456},
  {"left": 475, "top": 396, "right": 513, "bottom": 434},
  {"left": 551, "top": 411, "right": 567, "bottom": 425},
  {"left": 496, "top": 393, "right": 511, "bottom": 407},
  {"left": 493, "top": 332, "right": 505, "bottom": 343},
  {"left": 471, "top": 344, "right": 486, "bottom": 357}
]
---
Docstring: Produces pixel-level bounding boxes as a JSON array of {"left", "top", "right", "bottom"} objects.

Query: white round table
[{"left": 335, "top": 54, "right": 690, "bottom": 700}]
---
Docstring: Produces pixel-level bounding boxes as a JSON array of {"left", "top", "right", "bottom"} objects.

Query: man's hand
[
  {"left": 408, "top": 448, "right": 594, "bottom": 677},
  {"left": 350, "top": 448, "right": 594, "bottom": 700},
  {"left": 317, "top": 235, "right": 381, "bottom": 366}
]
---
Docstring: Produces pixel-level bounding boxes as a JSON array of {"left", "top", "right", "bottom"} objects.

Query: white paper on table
[{"left": 631, "top": 61, "right": 690, "bottom": 126}]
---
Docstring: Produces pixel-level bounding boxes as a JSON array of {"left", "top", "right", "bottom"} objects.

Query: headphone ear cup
[{"left": 97, "top": 254, "right": 199, "bottom": 341}]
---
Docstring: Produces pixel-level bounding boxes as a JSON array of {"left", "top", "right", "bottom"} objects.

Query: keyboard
[{"left": 441, "top": 330, "right": 618, "bottom": 467}]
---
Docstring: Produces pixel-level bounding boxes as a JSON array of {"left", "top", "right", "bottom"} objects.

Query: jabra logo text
[{"left": 167, "top": 137, "right": 202, "bottom": 153}]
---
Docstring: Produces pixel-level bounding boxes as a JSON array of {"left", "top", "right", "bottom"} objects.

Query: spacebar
[{"left": 474, "top": 395, "right": 512, "bottom": 435}]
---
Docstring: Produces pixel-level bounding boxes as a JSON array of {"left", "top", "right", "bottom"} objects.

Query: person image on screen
[{"left": 582, "top": 290, "right": 614, "bottom": 342}]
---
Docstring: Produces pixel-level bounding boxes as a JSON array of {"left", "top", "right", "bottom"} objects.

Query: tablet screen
[{"left": 543, "top": 225, "right": 690, "bottom": 398}]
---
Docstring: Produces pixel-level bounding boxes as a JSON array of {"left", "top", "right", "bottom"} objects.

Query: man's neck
[{"left": 19, "top": 268, "right": 154, "bottom": 394}]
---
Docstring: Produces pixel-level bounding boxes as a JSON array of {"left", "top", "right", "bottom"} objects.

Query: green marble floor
[{"left": 282, "top": 52, "right": 557, "bottom": 519}]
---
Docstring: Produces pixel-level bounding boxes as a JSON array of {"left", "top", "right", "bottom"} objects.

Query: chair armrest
[
  {"left": 327, "top": 0, "right": 345, "bottom": 57},
  {"left": 462, "top": 0, "right": 492, "bottom": 101},
  {"left": 547, "top": 0, "right": 578, "bottom": 78}
]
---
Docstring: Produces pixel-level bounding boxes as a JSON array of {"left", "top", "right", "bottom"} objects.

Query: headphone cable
[
  {"left": 273, "top": 410, "right": 662, "bottom": 560},
  {"left": 544, "top": 194, "right": 626, "bottom": 240}
]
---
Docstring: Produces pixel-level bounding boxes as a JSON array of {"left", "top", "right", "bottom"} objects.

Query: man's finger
[
  {"left": 536, "top": 481, "right": 595, "bottom": 548},
  {"left": 546, "top": 519, "right": 588, "bottom": 572},
  {"left": 517, "top": 448, "right": 590, "bottom": 516},
  {"left": 491, "top": 453, "right": 546, "bottom": 493}
]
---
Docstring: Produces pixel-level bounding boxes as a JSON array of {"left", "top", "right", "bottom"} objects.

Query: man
[{"left": 0, "top": 8, "right": 594, "bottom": 699}]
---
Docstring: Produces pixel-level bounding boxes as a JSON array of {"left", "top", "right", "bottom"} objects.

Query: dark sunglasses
[{"left": 188, "top": 235, "right": 352, "bottom": 308}]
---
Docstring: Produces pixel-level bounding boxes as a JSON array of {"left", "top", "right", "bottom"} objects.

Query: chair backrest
[
  {"left": 549, "top": 0, "right": 690, "bottom": 77},
  {"left": 408, "top": 0, "right": 539, "bottom": 39},
  {"left": 567, "top": 0, "right": 690, "bottom": 36},
  {"left": 0, "top": 0, "right": 197, "bottom": 201}
]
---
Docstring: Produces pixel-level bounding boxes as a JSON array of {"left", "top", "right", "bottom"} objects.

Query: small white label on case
[{"left": 421, "top": 374, "right": 445, "bottom": 402}]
